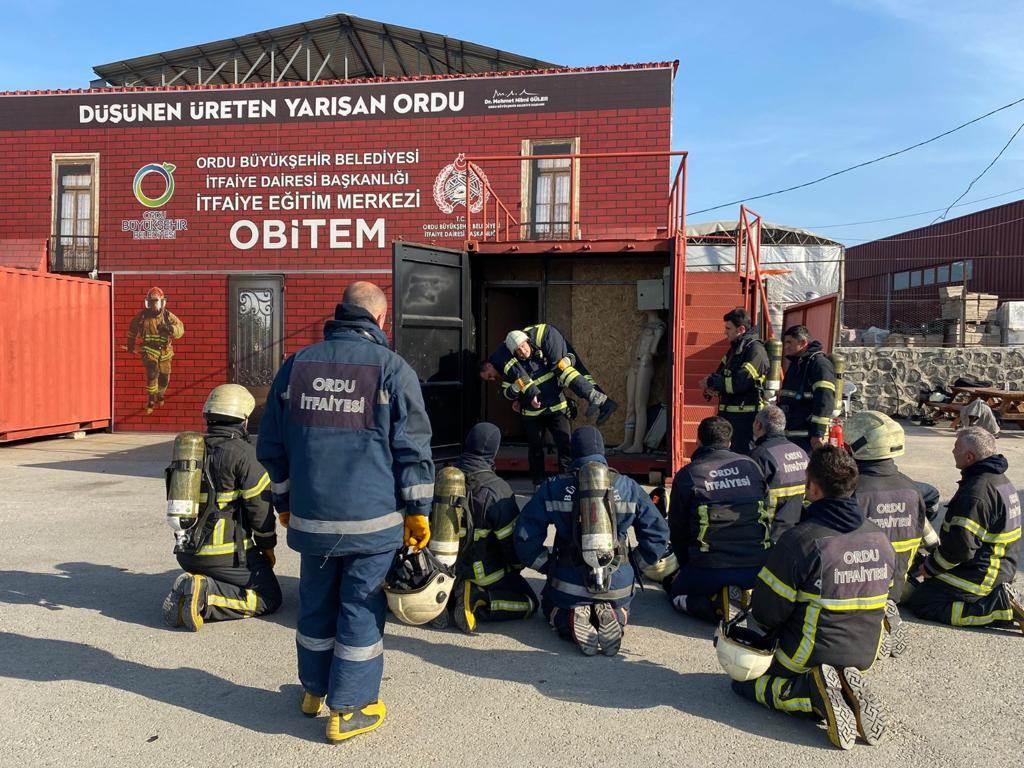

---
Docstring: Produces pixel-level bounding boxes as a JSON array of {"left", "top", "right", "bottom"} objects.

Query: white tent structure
[{"left": 684, "top": 220, "right": 843, "bottom": 334}]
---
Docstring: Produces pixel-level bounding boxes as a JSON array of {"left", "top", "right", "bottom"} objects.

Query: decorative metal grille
[{"left": 235, "top": 288, "right": 276, "bottom": 386}]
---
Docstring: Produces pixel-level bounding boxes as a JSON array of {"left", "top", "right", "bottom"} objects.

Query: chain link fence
[{"left": 840, "top": 255, "right": 1024, "bottom": 348}]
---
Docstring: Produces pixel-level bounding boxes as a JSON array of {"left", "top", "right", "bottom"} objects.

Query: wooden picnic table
[{"left": 947, "top": 386, "right": 1024, "bottom": 427}]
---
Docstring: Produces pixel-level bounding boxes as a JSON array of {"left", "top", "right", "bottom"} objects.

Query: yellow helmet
[
  {"left": 845, "top": 410, "right": 905, "bottom": 461},
  {"left": 714, "top": 614, "right": 776, "bottom": 682},
  {"left": 203, "top": 384, "right": 256, "bottom": 423}
]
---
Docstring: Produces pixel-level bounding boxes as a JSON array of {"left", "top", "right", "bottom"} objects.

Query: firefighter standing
[
  {"left": 749, "top": 405, "right": 809, "bottom": 541},
  {"left": 667, "top": 416, "right": 772, "bottom": 622},
  {"left": 732, "top": 446, "right": 895, "bottom": 750},
  {"left": 906, "top": 426, "right": 1024, "bottom": 633},
  {"left": 777, "top": 325, "right": 835, "bottom": 451},
  {"left": 699, "top": 308, "right": 769, "bottom": 455},
  {"left": 515, "top": 427, "right": 669, "bottom": 657},
  {"left": 257, "top": 281, "right": 435, "bottom": 743},
  {"left": 162, "top": 384, "right": 281, "bottom": 631},
  {"left": 126, "top": 287, "right": 185, "bottom": 414},
  {"left": 435, "top": 422, "right": 538, "bottom": 633},
  {"left": 846, "top": 411, "right": 927, "bottom": 658}
]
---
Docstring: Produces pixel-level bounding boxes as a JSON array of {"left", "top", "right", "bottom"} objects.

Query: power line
[
  {"left": 807, "top": 186, "right": 1024, "bottom": 229},
  {"left": 932, "top": 119, "right": 1024, "bottom": 223},
  {"left": 686, "top": 95, "right": 1024, "bottom": 216}
]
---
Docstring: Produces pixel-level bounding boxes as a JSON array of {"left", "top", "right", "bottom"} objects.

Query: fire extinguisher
[{"left": 828, "top": 420, "right": 844, "bottom": 448}]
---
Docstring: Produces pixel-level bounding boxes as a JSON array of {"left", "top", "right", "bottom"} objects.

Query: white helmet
[
  {"left": 505, "top": 329, "right": 529, "bottom": 354},
  {"left": 384, "top": 548, "right": 453, "bottom": 625},
  {"left": 713, "top": 613, "right": 776, "bottom": 682}
]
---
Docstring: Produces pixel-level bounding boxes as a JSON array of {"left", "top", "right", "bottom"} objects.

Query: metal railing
[{"left": 49, "top": 234, "right": 98, "bottom": 273}]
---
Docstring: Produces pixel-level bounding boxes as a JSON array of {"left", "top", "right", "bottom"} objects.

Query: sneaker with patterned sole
[
  {"left": 810, "top": 664, "right": 857, "bottom": 750},
  {"left": 301, "top": 690, "right": 326, "bottom": 717},
  {"left": 884, "top": 599, "right": 908, "bottom": 658},
  {"left": 326, "top": 701, "right": 386, "bottom": 743},
  {"left": 593, "top": 602, "right": 623, "bottom": 657},
  {"left": 839, "top": 667, "right": 888, "bottom": 745},
  {"left": 571, "top": 605, "right": 599, "bottom": 656}
]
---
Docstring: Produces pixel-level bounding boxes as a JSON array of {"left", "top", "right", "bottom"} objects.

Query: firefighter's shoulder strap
[{"left": 182, "top": 440, "right": 219, "bottom": 555}]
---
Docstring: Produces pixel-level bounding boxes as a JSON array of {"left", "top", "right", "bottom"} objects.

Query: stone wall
[{"left": 841, "top": 347, "right": 1024, "bottom": 415}]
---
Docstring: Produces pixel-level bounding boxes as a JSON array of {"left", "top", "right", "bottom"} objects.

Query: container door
[
  {"left": 392, "top": 241, "right": 471, "bottom": 459},
  {"left": 229, "top": 276, "right": 284, "bottom": 429}
]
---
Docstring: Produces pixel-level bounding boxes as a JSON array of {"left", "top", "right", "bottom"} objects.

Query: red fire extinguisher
[{"left": 828, "top": 420, "right": 844, "bottom": 448}]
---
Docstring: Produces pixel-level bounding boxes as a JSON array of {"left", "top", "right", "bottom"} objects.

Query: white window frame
[
  {"left": 51, "top": 152, "right": 100, "bottom": 270},
  {"left": 520, "top": 137, "right": 581, "bottom": 240}
]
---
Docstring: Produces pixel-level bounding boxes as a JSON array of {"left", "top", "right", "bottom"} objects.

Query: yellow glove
[
  {"left": 404, "top": 514, "right": 431, "bottom": 550},
  {"left": 262, "top": 549, "right": 276, "bottom": 568},
  {"left": 277, "top": 511, "right": 290, "bottom": 528}
]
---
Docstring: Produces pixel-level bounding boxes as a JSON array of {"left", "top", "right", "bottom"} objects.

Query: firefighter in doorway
[
  {"left": 126, "top": 287, "right": 185, "bottom": 414},
  {"left": 481, "top": 323, "right": 617, "bottom": 487}
]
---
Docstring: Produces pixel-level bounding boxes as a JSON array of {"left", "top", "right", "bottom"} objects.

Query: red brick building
[{"left": 0, "top": 62, "right": 677, "bottom": 447}]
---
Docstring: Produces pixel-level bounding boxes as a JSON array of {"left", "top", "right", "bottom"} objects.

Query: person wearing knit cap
[
  {"left": 432, "top": 422, "right": 538, "bottom": 633},
  {"left": 514, "top": 426, "right": 669, "bottom": 657}
]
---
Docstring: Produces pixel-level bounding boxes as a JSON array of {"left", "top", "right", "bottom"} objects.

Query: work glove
[
  {"left": 277, "top": 511, "right": 290, "bottom": 528},
  {"left": 404, "top": 514, "right": 431, "bottom": 550},
  {"left": 262, "top": 549, "right": 277, "bottom": 568}
]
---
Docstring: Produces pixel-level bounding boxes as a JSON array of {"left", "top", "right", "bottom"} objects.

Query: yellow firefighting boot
[
  {"left": 301, "top": 690, "right": 326, "bottom": 717},
  {"left": 326, "top": 701, "right": 387, "bottom": 743}
]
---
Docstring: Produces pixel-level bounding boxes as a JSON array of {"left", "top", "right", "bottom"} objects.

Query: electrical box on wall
[{"left": 637, "top": 278, "right": 667, "bottom": 310}]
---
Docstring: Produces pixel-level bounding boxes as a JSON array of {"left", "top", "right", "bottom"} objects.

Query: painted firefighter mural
[{"left": 124, "top": 287, "right": 185, "bottom": 413}]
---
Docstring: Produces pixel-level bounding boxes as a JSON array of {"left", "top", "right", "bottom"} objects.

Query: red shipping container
[{"left": 0, "top": 266, "right": 111, "bottom": 441}]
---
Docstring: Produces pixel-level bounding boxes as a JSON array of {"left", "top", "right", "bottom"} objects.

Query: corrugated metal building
[{"left": 843, "top": 199, "right": 1024, "bottom": 329}]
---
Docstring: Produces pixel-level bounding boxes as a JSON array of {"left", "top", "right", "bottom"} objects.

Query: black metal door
[
  {"left": 392, "top": 241, "right": 470, "bottom": 459},
  {"left": 229, "top": 276, "right": 284, "bottom": 429}
]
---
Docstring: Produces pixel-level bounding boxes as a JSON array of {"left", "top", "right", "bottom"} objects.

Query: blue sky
[{"left": 4, "top": 0, "right": 1022, "bottom": 244}]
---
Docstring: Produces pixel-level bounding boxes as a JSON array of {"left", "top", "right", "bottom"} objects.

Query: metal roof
[
  {"left": 92, "top": 14, "right": 560, "bottom": 88},
  {"left": 686, "top": 219, "right": 843, "bottom": 247}
]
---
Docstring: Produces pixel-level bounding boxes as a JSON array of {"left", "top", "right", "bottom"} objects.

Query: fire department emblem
[{"left": 433, "top": 154, "right": 490, "bottom": 215}]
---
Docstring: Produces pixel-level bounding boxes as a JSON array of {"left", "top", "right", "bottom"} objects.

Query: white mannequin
[{"left": 614, "top": 310, "right": 666, "bottom": 453}]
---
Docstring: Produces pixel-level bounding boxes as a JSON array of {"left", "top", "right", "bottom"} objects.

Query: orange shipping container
[{"left": 0, "top": 267, "right": 111, "bottom": 442}]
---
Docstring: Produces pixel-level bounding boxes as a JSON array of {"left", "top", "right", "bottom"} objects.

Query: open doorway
[{"left": 480, "top": 283, "right": 541, "bottom": 440}]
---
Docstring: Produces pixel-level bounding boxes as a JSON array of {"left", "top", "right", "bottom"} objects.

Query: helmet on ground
[
  {"left": 845, "top": 410, "right": 905, "bottom": 461},
  {"left": 145, "top": 287, "right": 166, "bottom": 312},
  {"left": 203, "top": 384, "right": 256, "bottom": 424},
  {"left": 384, "top": 547, "right": 453, "bottom": 625},
  {"left": 714, "top": 612, "right": 776, "bottom": 682}
]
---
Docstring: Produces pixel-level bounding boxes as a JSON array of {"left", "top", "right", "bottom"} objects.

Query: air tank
[
  {"left": 428, "top": 466, "right": 467, "bottom": 569},
  {"left": 166, "top": 432, "right": 205, "bottom": 546},
  {"left": 577, "top": 461, "right": 617, "bottom": 593}
]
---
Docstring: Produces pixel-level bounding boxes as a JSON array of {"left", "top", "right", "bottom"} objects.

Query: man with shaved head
[{"left": 259, "top": 280, "right": 434, "bottom": 742}]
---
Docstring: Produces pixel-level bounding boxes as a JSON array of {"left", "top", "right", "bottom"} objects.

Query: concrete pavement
[{"left": 1, "top": 426, "right": 1022, "bottom": 767}]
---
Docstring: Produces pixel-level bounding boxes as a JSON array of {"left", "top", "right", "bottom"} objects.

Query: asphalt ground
[{"left": 1, "top": 425, "right": 1023, "bottom": 767}]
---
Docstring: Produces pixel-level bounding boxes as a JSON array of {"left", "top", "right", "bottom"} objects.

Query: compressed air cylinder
[
  {"left": 578, "top": 461, "right": 617, "bottom": 592},
  {"left": 831, "top": 351, "right": 846, "bottom": 417},
  {"left": 166, "top": 432, "right": 205, "bottom": 542},
  {"left": 428, "top": 466, "right": 466, "bottom": 568},
  {"left": 765, "top": 338, "right": 783, "bottom": 398}
]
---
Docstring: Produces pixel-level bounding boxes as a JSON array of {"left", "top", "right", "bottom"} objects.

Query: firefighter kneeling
[
  {"left": 162, "top": 384, "right": 281, "bottom": 631},
  {"left": 515, "top": 427, "right": 670, "bottom": 656},
  {"left": 724, "top": 446, "right": 895, "bottom": 751}
]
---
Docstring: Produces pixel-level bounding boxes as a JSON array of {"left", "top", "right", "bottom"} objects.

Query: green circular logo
[{"left": 133, "top": 162, "right": 176, "bottom": 208}]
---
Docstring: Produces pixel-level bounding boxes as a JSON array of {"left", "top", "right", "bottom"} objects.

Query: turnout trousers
[
  {"left": 722, "top": 413, "right": 756, "bottom": 456},
  {"left": 733, "top": 661, "right": 816, "bottom": 717},
  {"left": 295, "top": 550, "right": 394, "bottom": 711},
  {"left": 176, "top": 550, "right": 281, "bottom": 621},
  {"left": 523, "top": 412, "right": 572, "bottom": 485},
  {"left": 142, "top": 353, "right": 173, "bottom": 406},
  {"left": 668, "top": 564, "right": 760, "bottom": 623},
  {"left": 906, "top": 578, "right": 1019, "bottom": 628},
  {"left": 474, "top": 572, "right": 538, "bottom": 621}
]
